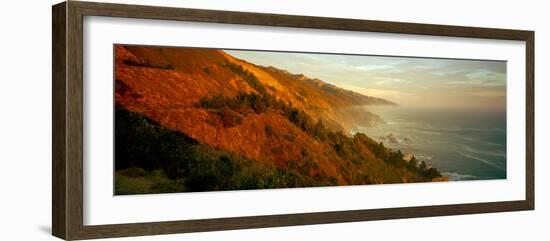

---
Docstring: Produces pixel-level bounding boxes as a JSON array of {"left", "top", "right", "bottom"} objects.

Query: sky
[{"left": 226, "top": 49, "right": 506, "bottom": 111}]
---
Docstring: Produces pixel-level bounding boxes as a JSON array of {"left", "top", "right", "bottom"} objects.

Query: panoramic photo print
[{"left": 114, "top": 45, "right": 507, "bottom": 195}]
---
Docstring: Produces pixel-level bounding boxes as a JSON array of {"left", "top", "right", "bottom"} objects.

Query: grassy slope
[{"left": 115, "top": 107, "right": 440, "bottom": 195}]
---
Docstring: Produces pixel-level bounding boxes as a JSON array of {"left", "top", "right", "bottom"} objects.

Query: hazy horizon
[{"left": 226, "top": 49, "right": 506, "bottom": 112}]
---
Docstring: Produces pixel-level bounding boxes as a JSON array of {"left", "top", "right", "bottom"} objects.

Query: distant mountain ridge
[{"left": 264, "top": 66, "right": 396, "bottom": 106}]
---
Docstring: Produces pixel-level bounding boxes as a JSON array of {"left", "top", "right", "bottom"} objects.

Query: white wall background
[{"left": 0, "top": 0, "right": 547, "bottom": 240}]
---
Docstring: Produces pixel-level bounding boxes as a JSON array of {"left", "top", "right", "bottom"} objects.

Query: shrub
[
  {"left": 223, "top": 62, "right": 266, "bottom": 94},
  {"left": 312, "top": 120, "right": 328, "bottom": 141},
  {"left": 122, "top": 58, "right": 174, "bottom": 70},
  {"left": 202, "top": 67, "right": 212, "bottom": 76},
  {"left": 284, "top": 132, "right": 296, "bottom": 142},
  {"left": 118, "top": 167, "right": 147, "bottom": 178},
  {"left": 271, "top": 146, "right": 283, "bottom": 154},
  {"left": 264, "top": 124, "right": 274, "bottom": 136},
  {"left": 219, "top": 107, "right": 243, "bottom": 128}
]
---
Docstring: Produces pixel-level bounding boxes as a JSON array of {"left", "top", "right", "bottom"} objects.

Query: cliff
[{"left": 114, "top": 45, "right": 442, "bottom": 194}]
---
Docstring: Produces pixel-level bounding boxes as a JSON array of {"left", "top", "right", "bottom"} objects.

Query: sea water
[{"left": 355, "top": 106, "right": 506, "bottom": 181}]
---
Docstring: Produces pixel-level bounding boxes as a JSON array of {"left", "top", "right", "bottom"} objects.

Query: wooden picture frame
[{"left": 52, "top": 1, "right": 534, "bottom": 240}]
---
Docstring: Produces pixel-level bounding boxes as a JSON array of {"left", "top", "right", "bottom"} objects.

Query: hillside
[{"left": 114, "top": 45, "right": 443, "bottom": 194}]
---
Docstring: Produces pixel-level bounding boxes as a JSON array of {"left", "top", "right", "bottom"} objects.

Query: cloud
[
  {"left": 226, "top": 49, "right": 506, "bottom": 110},
  {"left": 353, "top": 64, "right": 395, "bottom": 72},
  {"left": 469, "top": 90, "right": 506, "bottom": 97},
  {"left": 339, "top": 85, "right": 418, "bottom": 102},
  {"left": 373, "top": 77, "right": 411, "bottom": 86}
]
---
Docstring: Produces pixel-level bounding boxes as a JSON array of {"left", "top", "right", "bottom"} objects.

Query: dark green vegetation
[
  {"left": 122, "top": 58, "right": 174, "bottom": 70},
  {"left": 115, "top": 108, "right": 339, "bottom": 194},
  {"left": 116, "top": 105, "right": 441, "bottom": 194},
  {"left": 198, "top": 92, "right": 315, "bottom": 134},
  {"left": 223, "top": 61, "right": 267, "bottom": 94},
  {"left": 368, "top": 141, "right": 442, "bottom": 180},
  {"left": 117, "top": 92, "right": 441, "bottom": 194}
]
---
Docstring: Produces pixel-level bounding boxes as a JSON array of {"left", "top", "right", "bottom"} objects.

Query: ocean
[{"left": 354, "top": 106, "right": 507, "bottom": 181}]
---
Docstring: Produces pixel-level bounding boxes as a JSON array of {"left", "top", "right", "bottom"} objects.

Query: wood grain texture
[
  {"left": 52, "top": 2, "right": 67, "bottom": 240},
  {"left": 51, "top": 1, "right": 535, "bottom": 240},
  {"left": 72, "top": 1, "right": 533, "bottom": 40},
  {"left": 66, "top": 2, "right": 85, "bottom": 240},
  {"left": 525, "top": 32, "right": 535, "bottom": 209},
  {"left": 73, "top": 201, "right": 530, "bottom": 240}
]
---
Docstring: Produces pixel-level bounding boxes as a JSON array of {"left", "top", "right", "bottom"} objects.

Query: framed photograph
[{"left": 52, "top": 1, "right": 534, "bottom": 240}]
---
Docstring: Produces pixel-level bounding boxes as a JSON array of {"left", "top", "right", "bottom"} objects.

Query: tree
[
  {"left": 375, "top": 142, "right": 386, "bottom": 159},
  {"left": 425, "top": 167, "right": 442, "bottom": 179},
  {"left": 407, "top": 156, "right": 418, "bottom": 170},
  {"left": 312, "top": 119, "right": 327, "bottom": 141},
  {"left": 250, "top": 94, "right": 266, "bottom": 113},
  {"left": 419, "top": 161, "right": 427, "bottom": 172},
  {"left": 395, "top": 150, "right": 404, "bottom": 164}
]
